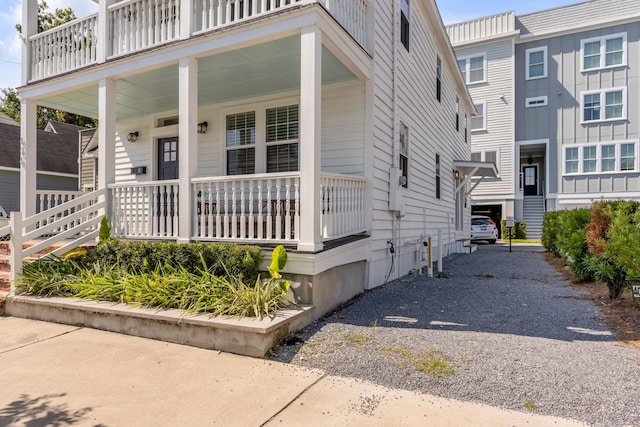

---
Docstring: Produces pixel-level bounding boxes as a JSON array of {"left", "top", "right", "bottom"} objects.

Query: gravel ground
[{"left": 269, "top": 244, "right": 640, "bottom": 427}]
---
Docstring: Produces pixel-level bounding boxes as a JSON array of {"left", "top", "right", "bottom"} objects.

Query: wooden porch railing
[
  {"left": 36, "top": 190, "right": 86, "bottom": 214},
  {"left": 320, "top": 173, "right": 366, "bottom": 240},
  {"left": 110, "top": 180, "right": 180, "bottom": 239},
  {"left": 28, "top": 0, "right": 369, "bottom": 81}
]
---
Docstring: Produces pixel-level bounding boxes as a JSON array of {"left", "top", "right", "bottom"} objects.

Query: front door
[
  {"left": 158, "top": 137, "right": 179, "bottom": 180},
  {"left": 523, "top": 165, "right": 537, "bottom": 196}
]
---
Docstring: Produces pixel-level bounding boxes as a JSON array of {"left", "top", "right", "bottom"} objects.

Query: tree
[{"left": 4, "top": 1, "right": 97, "bottom": 129}]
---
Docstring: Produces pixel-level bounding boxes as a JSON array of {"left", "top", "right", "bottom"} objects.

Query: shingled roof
[{"left": 0, "top": 119, "right": 83, "bottom": 175}]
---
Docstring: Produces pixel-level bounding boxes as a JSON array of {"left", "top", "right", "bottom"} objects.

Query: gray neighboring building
[
  {"left": 447, "top": 0, "right": 640, "bottom": 237},
  {"left": 0, "top": 115, "right": 82, "bottom": 216}
]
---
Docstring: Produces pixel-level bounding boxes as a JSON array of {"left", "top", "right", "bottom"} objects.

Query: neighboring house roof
[
  {"left": 0, "top": 120, "right": 83, "bottom": 175},
  {"left": 0, "top": 113, "right": 18, "bottom": 126}
]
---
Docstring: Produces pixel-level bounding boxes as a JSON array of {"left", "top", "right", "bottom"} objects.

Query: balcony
[{"left": 26, "top": 0, "right": 370, "bottom": 83}]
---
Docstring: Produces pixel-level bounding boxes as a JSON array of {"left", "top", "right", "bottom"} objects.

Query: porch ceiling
[{"left": 38, "top": 36, "right": 356, "bottom": 120}]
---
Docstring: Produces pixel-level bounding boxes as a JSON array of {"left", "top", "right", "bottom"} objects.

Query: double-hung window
[
  {"left": 457, "top": 54, "right": 486, "bottom": 84},
  {"left": 601, "top": 144, "right": 616, "bottom": 172},
  {"left": 471, "top": 101, "right": 486, "bottom": 131},
  {"left": 583, "top": 146, "right": 597, "bottom": 173},
  {"left": 581, "top": 33, "right": 627, "bottom": 71},
  {"left": 621, "top": 143, "right": 636, "bottom": 171},
  {"left": 400, "top": 0, "right": 410, "bottom": 50},
  {"left": 582, "top": 88, "right": 626, "bottom": 123},
  {"left": 399, "top": 122, "right": 409, "bottom": 188},
  {"left": 266, "top": 105, "right": 299, "bottom": 173},
  {"left": 565, "top": 147, "right": 579, "bottom": 174},
  {"left": 526, "top": 46, "right": 547, "bottom": 80},
  {"left": 226, "top": 112, "right": 256, "bottom": 175}
]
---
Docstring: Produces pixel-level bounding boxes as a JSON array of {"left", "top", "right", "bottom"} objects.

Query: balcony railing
[
  {"left": 27, "top": 0, "right": 369, "bottom": 82},
  {"left": 108, "top": 172, "right": 366, "bottom": 244}
]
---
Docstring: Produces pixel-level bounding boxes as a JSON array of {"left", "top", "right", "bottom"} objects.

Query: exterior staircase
[{"left": 523, "top": 196, "right": 545, "bottom": 239}]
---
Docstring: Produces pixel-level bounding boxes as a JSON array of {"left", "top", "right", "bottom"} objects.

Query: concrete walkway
[{"left": 1, "top": 317, "right": 586, "bottom": 426}]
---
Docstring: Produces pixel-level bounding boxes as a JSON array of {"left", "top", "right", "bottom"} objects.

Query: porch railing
[
  {"left": 36, "top": 190, "right": 86, "bottom": 214},
  {"left": 110, "top": 180, "right": 180, "bottom": 239},
  {"left": 28, "top": 0, "right": 369, "bottom": 82},
  {"left": 320, "top": 173, "right": 366, "bottom": 240},
  {"left": 192, "top": 172, "right": 300, "bottom": 243}
]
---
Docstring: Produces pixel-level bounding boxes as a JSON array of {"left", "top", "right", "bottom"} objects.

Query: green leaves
[{"left": 268, "top": 245, "right": 288, "bottom": 279}]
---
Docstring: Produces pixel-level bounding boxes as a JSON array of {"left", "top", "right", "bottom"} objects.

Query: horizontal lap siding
[{"left": 0, "top": 170, "right": 19, "bottom": 215}]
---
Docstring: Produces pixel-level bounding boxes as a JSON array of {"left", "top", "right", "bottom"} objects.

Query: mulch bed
[{"left": 543, "top": 251, "right": 640, "bottom": 349}]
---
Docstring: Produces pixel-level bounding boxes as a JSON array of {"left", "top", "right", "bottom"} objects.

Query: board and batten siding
[
  {"left": 515, "top": 21, "right": 640, "bottom": 197},
  {"left": 368, "top": 0, "right": 473, "bottom": 286},
  {"left": 457, "top": 38, "right": 515, "bottom": 199}
]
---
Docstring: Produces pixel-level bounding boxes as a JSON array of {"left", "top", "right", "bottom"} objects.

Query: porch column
[
  {"left": 298, "top": 26, "right": 323, "bottom": 252},
  {"left": 178, "top": 57, "right": 198, "bottom": 243},
  {"left": 97, "top": 0, "right": 116, "bottom": 63},
  {"left": 180, "top": 0, "right": 193, "bottom": 39},
  {"left": 98, "top": 79, "right": 116, "bottom": 218},
  {"left": 19, "top": 99, "right": 37, "bottom": 217},
  {"left": 21, "top": 0, "right": 37, "bottom": 85}
]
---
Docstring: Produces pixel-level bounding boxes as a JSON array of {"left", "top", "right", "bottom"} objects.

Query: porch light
[
  {"left": 453, "top": 169, "right": 460, "bottom": 180},
  {"left": 127, "top": 131, "right": 139, "bottom": 142},
  {"left": 198, "top": 121, "right": 208, "bottom": 134}
]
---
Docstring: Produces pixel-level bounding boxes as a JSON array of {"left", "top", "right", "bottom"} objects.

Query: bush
[
  {"left": 541, "top": 211, "right": 562, "bottom": 254},
  {"left": 500, "top": 219, "right": 527, "bottom": 239},
  {"left": 96, "top": 240, "right": 263, "bottom": 282}
]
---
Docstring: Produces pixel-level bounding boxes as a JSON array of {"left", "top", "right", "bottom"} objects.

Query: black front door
[
  {"left": 523, "top": 166, "right": 537, "bottom": 196},
  {"left": 158, "top": 137, "right": 178, "bottom": 180}
]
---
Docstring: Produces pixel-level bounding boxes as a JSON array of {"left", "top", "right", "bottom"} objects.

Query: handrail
[{"left": 23, "top": 188, "right": 106, "bottom": 230}]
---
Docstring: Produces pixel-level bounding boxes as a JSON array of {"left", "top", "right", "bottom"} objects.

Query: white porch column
[
  {"left": 180, "top": 0, "right": 194, "bottom": 39},
  {"left": 97, "top": 0, "right": 115, "bottom": 63},
  {"left": 21, "top": 0, "right": 37, "bottom": 85},
  {"left": 98, "top": 79, "right": 116, "bottom": 218},
  {"left": 298, "top": 26, "right": 322, "bottom": 252},
  {"left": 19, "top": 99, "right": 37, "bottom": 217},
  {"left": 178, "top": 57, "right": 198, "bottom": 243}
]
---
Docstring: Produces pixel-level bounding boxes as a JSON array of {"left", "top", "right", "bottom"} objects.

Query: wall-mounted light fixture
[
  {"left": 127, "top": 131, "right": 139, "bottom": 142},
  {"left": 197, "top": 121, "right": 208, "bottom": 134},
  {"left": 453, "top": 169, "right": 460, "bottom": 180}
]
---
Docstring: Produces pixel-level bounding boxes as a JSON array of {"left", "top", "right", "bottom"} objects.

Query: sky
[{"left": 0, "top": 0, "right": 581, "bottom": 92}]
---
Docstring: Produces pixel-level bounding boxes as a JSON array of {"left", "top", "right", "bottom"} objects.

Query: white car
[{"left": 471, "top": 215, "right": 498, "bottom": 244}]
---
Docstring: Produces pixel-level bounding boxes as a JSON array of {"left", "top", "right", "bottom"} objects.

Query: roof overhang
[{"left": 453, "top": 160, "right": 498, "bottom": 197}]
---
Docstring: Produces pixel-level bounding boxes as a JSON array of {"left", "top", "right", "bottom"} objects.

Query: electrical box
[{"left": 389, "top": 167, "right": 404, "bottom": 213}]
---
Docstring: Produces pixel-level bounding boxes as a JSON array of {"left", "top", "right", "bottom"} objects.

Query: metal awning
[{"left": 453, "top": 160, "right": 499, "bottom": 197}]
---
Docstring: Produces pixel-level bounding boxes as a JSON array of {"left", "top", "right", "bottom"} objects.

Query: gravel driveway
[{"left": 269, "top": 244, "right": 640, "bottom": 427}]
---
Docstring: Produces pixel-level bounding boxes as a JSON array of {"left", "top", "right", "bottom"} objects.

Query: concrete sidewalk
[{"left": 0, "top": 317, "right": 586, "bottom": 426}]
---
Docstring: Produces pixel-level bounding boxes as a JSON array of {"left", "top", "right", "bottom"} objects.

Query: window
[
  {"left": 399, "top": 122, "right": 409, "bottom": 188},
  {"left": 266, "top": 105, "right": 299, "bottom": 172},
  {"left": 457, "top": 54, "right": 486, "bottom": 84},
  {"left": 621, "top": 143, "right": 636, "bottom": 171},
  {"left": 583, "top": 146, "right": 597, "bottom": 173},
  {"left": 471, "top": 101, "right": 486, "bottom": 131},
  {"left": 526, "top": 96, "right": 548, "bottom": 108},
  {"left": 565, "top": 147, "right": 579, "bottom": 174},
  {"left": 484, "top": 150, "right": 497, "bottom": 166},
  {"left": 582, "top": 88, "right": 626, "bottom": 123},
  {"left": 581, "top": 33, "right": 626, "bottom": 71},
  {"left": 470, "top": 152, "right": 482, "bottom": 162},
  {"left": 564, "top": 141, "right": 637, "bottom": 175},
  {"left": 436, "top": 56, "right": 442, "bottom": 102},
  {"left": 226, "top": 111, "right": 256, "bottom": 175},
  {"left": 526, "top": 47, "right": 547, "bottom": 80},
  {"left": 455, "top": 97, "right": 459, "bottom": 131},
  {"left": 601, "top": 144, "right": 616, "bottom": 172},
  {"left": 471, "top": 150, "right": 499, "bottom": 173},
  {"left": 435, "top": 154, "right": 441, "bottom": 199},
  {"left": 464, "top": 113, "right": 468, "bottom": 143},
  {"left": 400, "top": 0, "right": 410, "bottom": 50}
]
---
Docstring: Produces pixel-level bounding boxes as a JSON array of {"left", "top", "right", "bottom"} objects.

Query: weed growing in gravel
[
  {"left": 523, "top": 400, "right": 538, "bottom": 410},
  {"left": 343, "top": 332, "right": 372, "bottom": 345},
  {"left": 381, "top": 347, "right": 455, "bottom": 379}
]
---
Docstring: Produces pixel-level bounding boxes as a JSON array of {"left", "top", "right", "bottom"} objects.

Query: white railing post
[
  {"left": 180, "top": 0, "right": 191, "bottom": 39},
  {"left": 9, "top": 212, "right": 24, "bottom": 291},
  {"left": 21, "top": 0, "right": 37, "bottom": 85},
  {"left": 98, "top": 0, "right": 115, "bottom": 62},
  {"left": 20, "top": 99, "right": 38, "bottom": 218}
]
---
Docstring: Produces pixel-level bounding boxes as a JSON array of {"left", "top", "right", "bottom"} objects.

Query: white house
[{"left": 14, "top": 0, "right": 489, "bottom": 317}]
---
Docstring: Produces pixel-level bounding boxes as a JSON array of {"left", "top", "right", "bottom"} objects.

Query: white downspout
[{"left": 390, "top": 0, "right": 399, "bottom": 281}]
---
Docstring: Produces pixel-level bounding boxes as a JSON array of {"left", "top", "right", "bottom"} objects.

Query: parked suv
[{"left": 471, "top": 215, "right": 498, "bottom": 244}]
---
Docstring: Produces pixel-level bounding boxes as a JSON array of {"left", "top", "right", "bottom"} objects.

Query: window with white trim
[
  {"left": 564, "top": 142, "right": 637, "bottom": 175},
  {"left": 582, "top": 88, "right": 626, "bottom": 123},
  {"left": 526, "top": 96, "right": 548, "bottom": 108},
  {"left": 435, "top": 153, "right": 441, "bottom": 199},
  {"left": 526, "top": 46, "right": 547, "bottom": 80},
  {"left": 400, "top": 0, "right": 410, "bottom": 50},
  {"left": 399, "top": 122, "right": 409, "bottom": 188},
  {"left": 266, "top": 104, "right": 299, "bottom": 173},
  {"left": 457, "top": 54, "right": 486, "bottom": 84},
  {"left": 226, "top": 111, "right": 256, "bottom": 175},
  {"left": 581, "top": 33, "right": 627, "bottom": 71},
  {"left": 471, "top": 150, "right": 499, "bottom": 173},
  {"left": 436, "top": 55, "right": 442, "bottom": 102},
  {"left": 471, "top": 101, "right": 486, "bottom": 131}
]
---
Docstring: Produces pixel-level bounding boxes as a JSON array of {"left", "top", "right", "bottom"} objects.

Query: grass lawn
[{"left": 500, "top": 239, "right": 541, "bottom": 244}]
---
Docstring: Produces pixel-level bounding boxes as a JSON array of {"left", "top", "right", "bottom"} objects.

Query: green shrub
[
  {"left": 96, "top": 240, "right": 263, "bottom": 282},
  {"left": 554, "top": 208, "right": 593, "bottom": 281},
  {"left": 541, "top": 211, "right": 562, "bottom": 254},
  {"left": 500, "top": 220, "right": 527, "bottom": 240}
]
